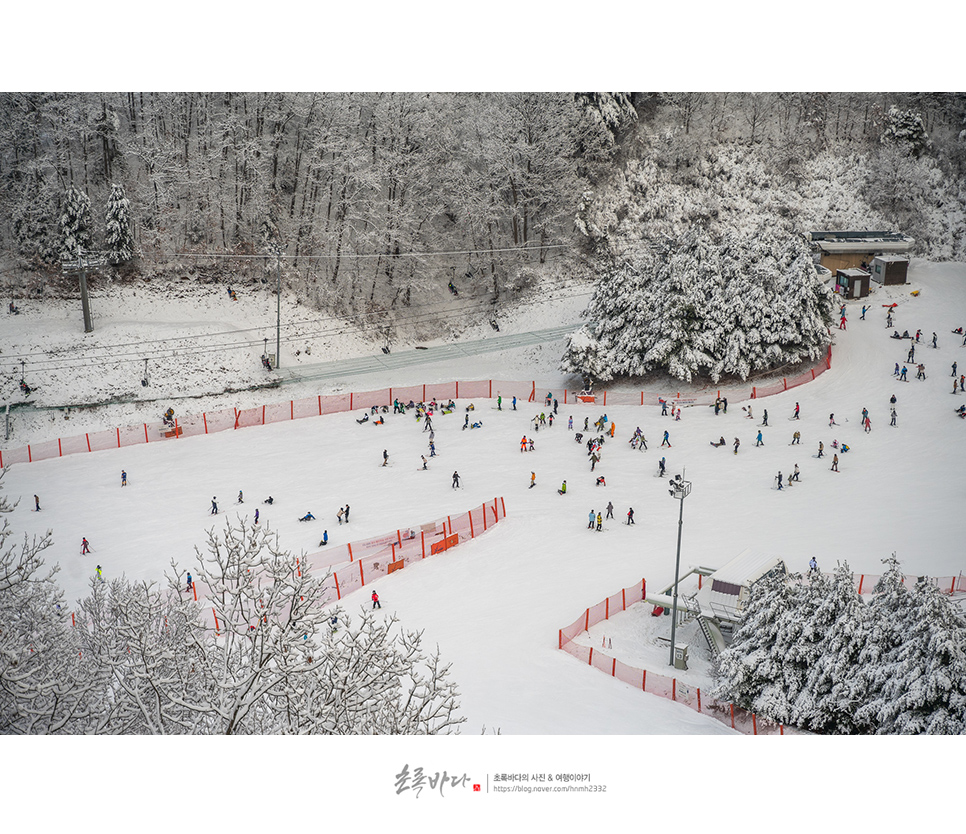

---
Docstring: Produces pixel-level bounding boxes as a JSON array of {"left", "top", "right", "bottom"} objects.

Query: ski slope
[{"left": 4, "top": 260, "right": 966, "bottom": 737}]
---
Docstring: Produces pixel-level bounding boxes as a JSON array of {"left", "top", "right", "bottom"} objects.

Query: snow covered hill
[{"left": 2, "top": 259, "right": 966, "bottom": 737}]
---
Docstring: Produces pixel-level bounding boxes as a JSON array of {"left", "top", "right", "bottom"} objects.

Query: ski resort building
[
  {"left": 870, "top": 255, "right": 910, "bottom": 286},
  {"left": 808, "top": 230, "right": 915, "bottom": 274},
  {"left": 836, "top": 268, "right": 872, "bottom": 299},
  {"left": 648, "top": 549, "right": 788, "bottom": 658}
]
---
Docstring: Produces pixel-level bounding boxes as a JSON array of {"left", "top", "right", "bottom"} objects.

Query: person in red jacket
[{"left": 372, "top": 590, "right": 381, "bottom": 609}]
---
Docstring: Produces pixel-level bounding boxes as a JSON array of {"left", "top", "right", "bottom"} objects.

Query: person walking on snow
[
  {"left": 952, "top": 362, "right": 958, "bottom": 377},
  {"left": 792, "top": 464, "right": 800, "bottom": 482},
  {"left": 497, "top": 395, "right": 502, "bottom": 411},
  {"left": 792, "top": 431, "right": 801, "bottom": 445},
  {"left": 891, "top": 408, "right": 897, "bottom": 426},
  {"left": 371, "top": 590, "right": 381, "bottom": 609},
  {"left": 34, "top": 494, "right": 40, "bottom": 511},
  {"left": 337, "top": 507, "right": 344, "bottom": 524},
  {"left": 809, "top": 557, "right": 818, "bottom": 574},
  {"left": 237, "top": 490, "right": 243, "bottom": 504},
  {"left": 421, "top": 455, "right": 428, "bottom": 470},
  {"left": 512, "top": 396, "right": 517, "bottom": 411},
  {"left": 756, "top": 430, "right": 764, "bottom": 446},
  {"left": 793, "top": 402, "right": 800, "bottom": 419},
  {"left": 596, "top": 512, "right": 603, "bottom": 532},
  {"left": 452, "top": 471, "right": 460, "bottom": 489},
  {"left": 606, "top": 501, "right": 614, "bottom": 520},
  {"left": 861, "top": 305, "right": 867, "bottom": 320},
  {"left": 775, "top": 472, "right": 783, "bottom": 491},
  {"left": 733, "top": 437, "right": 740, "bottom": 455},
  {"left": 186, "top": 573, "right": 193, "bottom": 592},
  {"left": 658, "top": 457, "right": 667, "bottom": 476},
  {"left": 529, "top": 472, "right": 536, "bottom": 489},
  {"left": 344, "top": 505, "right": 350, "bottom": 522},
  {"left": 211, "top": 497, "right": 218, "bottom": 515},
  {"left": 382, "top": 449, "right": 389, "bottom": 467},
  {"left": 761, "top": 409, "right": 768, "bottom": 426},
  {"left": 626, "top": 508, "right": 635, "bottom": 525},
  {"left": 818, "top": 441, "right": 824, "bottom": 458},
  {"left": 121, "top": 470, "right": 127, "bottom": 486},
  {"left": 254, "top": 509, "right": 259, "bottom": 524},
  {"left": 588, "top": 510, "right": 595, "bottom": 529},
  {"left": 831, "top": 453, "right": 839, "bottom": 472},
  {"left": 81, "top": 537, "right": 90, "bottom": 554},
  {"left": 932, "top": 332, "right": 938, "bottom": 348},
  {"left": 839, "top": 314, "right": 847, "bottom": 330},
  {"left": 864, "top": 416, "right": 872, "bottom": 433},
  {"left": 662, "top": 430, "right": 671, "bottom": 447}
]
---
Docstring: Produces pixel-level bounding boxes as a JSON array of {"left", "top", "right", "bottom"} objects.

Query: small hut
[
  {"left": 836, "top": 268, "right": 872, "bottom": 299},
  {"left": 870, "top": 255, "right": 910, "bottom": 286}
]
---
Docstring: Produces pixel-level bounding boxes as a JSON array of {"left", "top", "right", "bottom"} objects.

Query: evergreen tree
[
  {"left": 880, "top": 106, "right": 930, "bottom": 158},
  {"left": 11, "top": 170, "right": 58, "bottom": 266},
  {"left": 104, "top": 183, "right": 135, "bottom": 265},
  {"left": 59, "top": 185, "right": 93, "bottom": 259}
]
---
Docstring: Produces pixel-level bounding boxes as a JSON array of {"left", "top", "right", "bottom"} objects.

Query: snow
[{"left": 4, "top": 259, "right": 966, "bottom": 820}]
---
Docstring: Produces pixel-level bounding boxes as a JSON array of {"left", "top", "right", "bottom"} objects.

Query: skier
[
  {"left": 775, "top": 472, "right": 783, "bottom": 491},
  {"left": 34, "top": 494, "right": 40, "bottom": 512},
  {"left": 382, "top": 449, "right": 389, "bottom": 467},
  {"left": 337, "top": 507, "right": 344, "bottom": 524},
  {"left": 371, "top": 590, "right": 381, "bottom": 610},
  {"left": 861, "top": 304, "right": 867, "bottom": 320},
  {"left": 605, "top": 501, "right": 614, "bottom": 520},
  {"left": 520, "top": 435, "right": 527, "bottom": 452},
  {"left": 529, "top": 471, "right": 536, "bottom": 489},
  {"left": 568, "top": 416, "right": 573, "bottom": 430},
  {"left": 528, "top": 438, "right": 535, "bottom": 451},
  {"left": 793, "top": 402, "right": 800, "bottom": 419},
  {"left": 953, "top": 362, "right": 958, "bottom": 377},
  {"left": 658, "top": 457, "right": 667, "bottom": 476},
  {"left": 761, "top": 409, "right": 768, "bottom": 426},
  {"left": 558, "top": 480, "right": 567, "bottom": 495},
  {"left": 553, "top": 398, "right": 559, "bottom": 415},
  {"left": 908, "top": 345, "right": 915, "bottom": 363},
  {"left": 831, "top": 453, "right": 839, "bottom": 472},
  {"left": 733, "top": 437, "right": 740, "bottom": 455},
  {"left": 839, "top": 314, "right": 847, "bottom": 330},
  {"left": 429, "top": 441, "right": 437, "bottom": 457},
  {"left": 96, "top": 565, "right": 103, "bottom": 582},
  {"left": 626, "top": 508, "right": 635, "bottom": 525},
  {"left": 452, "top": 471, "right": 460, "bottom": 489},
  {"left": 662, "top": 430, "right": 671, "bottom": 447},
  {"left": 915, "top": 329, "right": 921, "bottom": 343},
  {"left": 211, "top": 497, "right": 218, "bottom": 515},
  {"left": 254, "top": 509, "right": 259, "bottom": 524},
  {"left": 121, "top": 470, "right": 127, "bottom": 486},
  {"left": 512, "top": 396, "right": 517, "bottom": 411},
  {"left": 588, "top": 510, "right": 595, "bottom": 529},
  {"left": 890, "top": 408, "right": 897, "bottom": 426},
  {"left": 864, "top": 416, "right": 872, "bottom": 433},
  {"left": 932, "top": 332, "right": 938, "bottom": 348},
  {"left": 421, "top": 455, "right": 428, "bottom": 470},
  {"left": 894, "top": 363, "right": 900, "bottom": 377},
  {"left": 299, "top": 512, "right": 316, "bottom": 521},
  {"left": 817, "top": 441, "right": 824, "bottom": 458},
  {"left": 186, "top": 573, "right": 193, "bottom": 592},
  {"left": 497, "top": 395, "right": 502, "bottom": 411},
  {"left": 237, "top": 490, "right": 243, "bottom": 504},
  {"left": 791, "top": 464, "right": 800, "bottom": 482},
  {"left": 900, "top": 365, "right": 908, "bottom": 381},
  {"left": 464, "top": 413, "right": 470, "bottom": 429},
  {"left": 81, "top": 537, "right": 90, "bottom": 554},
  {"left": 660, "top": 399, "right": 668, "bottom": 416},
  {"left": 596, "top": 512, "right": 603, "bottom": 532},
  {"left": 792, "top": 431, "right": 801, "bottom": 445},
  {"left": 320, "top": 530, "right": 328, "bottom": 547},
  {"left": 829, "top": 413, "right": 836, "bottom": 427},
  {"left": 344, "top": 504, "right": 350, "bottom": 522},
  {"left": 756, "top": 430, "right": 763, "bottom": 447},
  {"left": 809, "top": 556, "right": 818, "bottom": 574}
]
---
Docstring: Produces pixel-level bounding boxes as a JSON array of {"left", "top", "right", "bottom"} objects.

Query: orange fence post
[
  {"left": 290, "top": 400, "right": 294, "bottom": 420},
  {"left": 622, "top": 589, "right": 626, "bottom": 610},
  {"left": 350, "top": 393, "right": 353, "bottom": 410},
  {"left": 212, "top": 608, "right": 220, "bottom": 634},
  {"left": 347, "top": 543, "right": 353, "bottom": 562},
  {"left": 296, "top": 558, "right": 301, "bottom": 577},
  {"left": 192, "top": 583, "right": 198, "bottom": 602},
  {"left": 500, "top": 497, "right": 506, "bottom": 518},
  {"left": 857, "top": 575, "right": 865, "bottom": 595},
  {"left": 672, "top": 679, "right": 676, "bottom": 701},
  {"left": 261, "top": 405, "right": 265, "bottom": 424},
  {"left": 559, "top": 629, "right": 563, "bottom": 650},
  {"left": 588, "top": 647, "right": 593, "bottom": 666},
  {"left": 334, "top": 572, "right": 341, "bottom": 599},
  {"left": 730, "top": 703, "right": 735, "bottom": 729},
  {"left": 753, "top": 713, "right": 758, "bottom": 735},
  {"left": 469, "top": 511, "right": 474, "bottom": 538},
  {"left": 203, "top": 412, "right": 209, "bottom": 433},
  {"left": 605, "top": 597, "right": 609, "bottom": 619},
  {"left": 86, "top": 433, "right": 91, "bottom": 452},
  {"left": 59, "top": 438, "right": 63, "bottom": 456},
  {"left": 117, "top": 427, "right": 121, "bottom": 447},
  {"left": 584, "top": 608, "right": 589, "bottom": 631},
  {"left": 359, "top": 561, "right": 365, "bottom": 586},
  {"left": 143, "top": 425, "right": 148, "bottom": 444},
  {"left": 611, "top": 658, "right": 616, "bottom": 676},
  {"left": 447, "top": 516, "right": 452, "bottom": 536},
  {"left": 482, "top": 506, "right": 487, "bottom": 531},
  {"left": 318, "top": 395, "right": 322, "bottom": 415},
  {"left": 421, "top": 531, "right": 426, "bottom": 559},
  {"left": 28, "top": 445, "right": 32, "bottom": 462},
  {"left": 697, "top": 688, "right": 702, "bottom": 712},
  {"left": 456, "top": 381, "right": 459, "bottom": 398},
  {"left": 71, "top": 612, "right": 75, "bottom": 627},
  {"left": 642, "top": 670, "right": 646, "bottom": 691},
  {"left": 752, "top": 387, "right": 757, "bottom": 398}
]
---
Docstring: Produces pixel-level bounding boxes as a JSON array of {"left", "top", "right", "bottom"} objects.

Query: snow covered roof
[
  {"left": 809, "top": 230, "right": 915, "bottom": 254},
  {"left": 837, "top": 268, "right": 870, "bottom": 278},
  {"left": 707, "top": 548, "right": 787, "bottom": 588},
  {"left": 872, "top": 255, "right": 910, "bottom": 263}
]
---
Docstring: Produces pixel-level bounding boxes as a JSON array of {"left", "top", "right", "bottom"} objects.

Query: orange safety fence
[
  {"left": 558, "top": 579, "right": 804, "bottom": 736},
  {"left": 0, "top": 347, "right": 832, "bottom": 468}
]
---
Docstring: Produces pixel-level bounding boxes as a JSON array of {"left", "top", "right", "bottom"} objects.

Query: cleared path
[{"left": 277, "top": 323, "right": 580, "bottom": 384}]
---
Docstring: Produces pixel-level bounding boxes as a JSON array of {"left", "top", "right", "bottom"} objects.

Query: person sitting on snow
[{"left": 299, "top": 512, "right": 316, "bottom": 522}]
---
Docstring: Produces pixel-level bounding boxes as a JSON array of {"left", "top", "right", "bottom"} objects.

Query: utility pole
[
  {"left": 667, "top": 473, "right": 692, "bottom": 668},
  {"left": 276, "top": 257, "right": 281, "bottom": 369},
  {"left": 61, "top": 248, "right": 107, "bottom": 333}
]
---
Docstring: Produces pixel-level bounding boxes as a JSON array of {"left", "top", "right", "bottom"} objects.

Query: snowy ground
[{"left": 4, "top": 260, "right": 966, "bottom": 823}]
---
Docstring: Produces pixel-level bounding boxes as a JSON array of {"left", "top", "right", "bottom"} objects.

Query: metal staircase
[{"left": 682, "top": 595, "right": 724, "bottom": 657}]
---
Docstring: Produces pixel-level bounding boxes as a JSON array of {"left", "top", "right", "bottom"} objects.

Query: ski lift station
[{"left": 647, "top": 549, "right": 788, "bottom": 661}]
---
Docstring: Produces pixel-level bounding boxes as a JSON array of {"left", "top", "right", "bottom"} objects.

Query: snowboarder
[
  {"left": 791, "top": 464, "right": 800, "bottom": 482},
  {"left": 254, "top": 509, "right": 259, "bottom": 524},
  {"left": 596, "top": 513, "right": 603, "bottom": 532},
  {"left": 558, "top": 480, "right": 567, "bottom": 495},
  {"left": 756, "top": 430, "right": 763, "bottom": 446},
  {"left": 529, "top": 472, "right": 536, "bottom": 489},
  {"left": 452, "top": 471, "right": 460, "bottom": 489},
  {"left": 662, "top": 430, "right": 671, "bottom": 447},
  {"left": 907, "top": 345, "right": 915, "bottom": 363},
  {"left": 81, "top": 537, "right": 90, "bottom": 554},
  {"left": 658, "top": 457, "right": 667, "bottom": 476},
  {"left": 894, "top": 363, "right": 900, "bottom": 377},
  {"left": 829, "top": 413, "right": 836, "bottom": 427},
  {"left": 817, "top": 441, "right": 824, "bottom": 458},
  {"left": 186, "top": 573, "right": 193, "bottom": 592},
  {"left": 915, "top": 329, "right": 921, "bottom": 343},
  {"left": 382, "top": 449, "right": 389, "bottom": 466},
  {"left": 831, "top": 453, "right": 839, "bottom": 472},
  {"left": 890, "top": 408, "right": 897, "bottom": 426},
  {"left": 775, "top": 472, "right": 783, "bottom": 491},
  {"left": 952, "top": 362, "right": 958, "bottom": 377},
  {"left": 588, "top": 510, "right": 595, "bottom": 529},
  {"left": 299, "top": 512, "right": 316, "bottom": 522},
  {"left": 237, "top": 490, "right": 243, "bottom": 504},
  {"left": 626, "top": 508, "right": 635, "bottom": 525},
  {"left": 916, "top": 363, "right": 926, "bottom": 380},
  {"left": 900, "top": 366, "right": 908, "bottom": 381},
  {"left": 211, "top": 497, "right": 218, "bottom": 515},
  {"left": 320, "top": 530, "right": 328, "bottom": 547},
  {"left": 605, "top": 501, "right": 614, "bottom": 520},
  {"left": 121, "top": 470, "right": 127, "bottom": 486},
  {"left": 371, "top": 590, "right": 381, "bottom": 609},
  {"left": 34, "top": 494, "right": 40, "bottom": 512},
  {"left": 733, "top": 437, "right": 740, "bottom": 455}
]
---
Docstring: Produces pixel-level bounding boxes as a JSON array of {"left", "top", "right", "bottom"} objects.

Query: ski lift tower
[{"left": 60, "top": 248, "right": 108, "bottom": 333}]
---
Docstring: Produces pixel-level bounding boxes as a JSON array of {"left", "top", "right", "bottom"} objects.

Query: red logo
[{"left": 473, "top": 784, "right": 481, "bottom": 792}]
